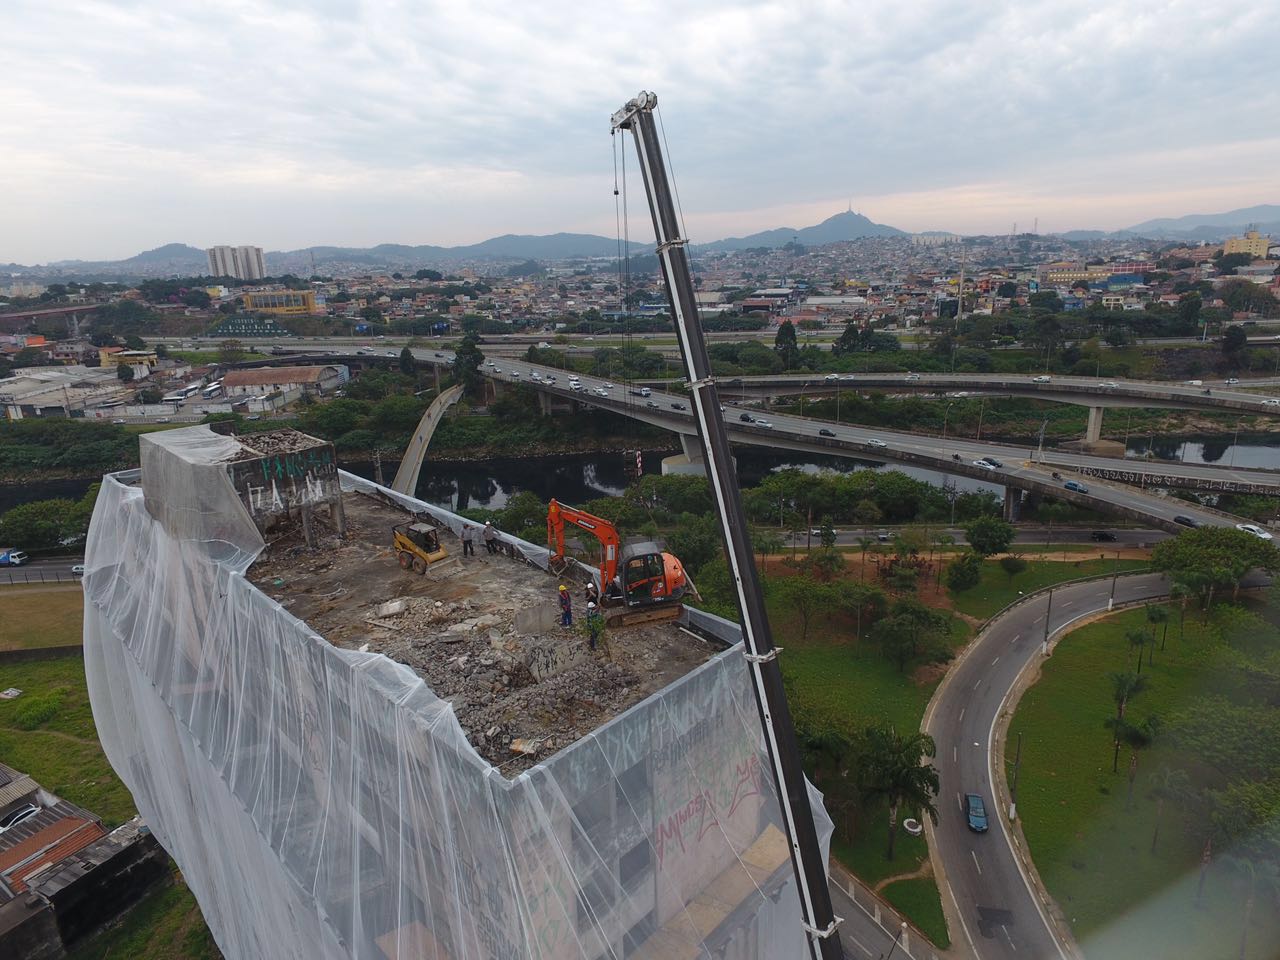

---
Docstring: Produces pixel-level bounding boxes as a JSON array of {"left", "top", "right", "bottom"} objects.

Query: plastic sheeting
[{"left": 83, "top": 451, "right": 833, "bottom": 960}]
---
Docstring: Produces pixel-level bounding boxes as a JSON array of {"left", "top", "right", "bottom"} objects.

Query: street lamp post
[
  {"left": 942, "top": 402, "right": 954, "bottom": 441},
  {"left": 1108, "top": 550, "right": 1120, "bottom": 610},
  {"left": 1042, "top": 588, "right": 1054, "bottom": 655},
  {"left": 881, "top": 921, "right": 909, "bottom": 960}
]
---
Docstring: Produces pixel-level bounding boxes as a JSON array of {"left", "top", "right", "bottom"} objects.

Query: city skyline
[{"left": 3, "top": 0, "right": 1279, "bottom": 263}]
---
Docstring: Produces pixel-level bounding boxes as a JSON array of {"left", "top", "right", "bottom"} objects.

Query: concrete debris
[{"left": 246, "top": 490, "right": 717, "bottom": 775}]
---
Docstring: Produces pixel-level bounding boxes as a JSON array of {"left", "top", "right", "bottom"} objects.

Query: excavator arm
[{"left": 546, "top": 498, "right": 621, "bottom": 587}]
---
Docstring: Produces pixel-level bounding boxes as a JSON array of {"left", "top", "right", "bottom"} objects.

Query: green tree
[
  {"left": 774, "top": 320, "right": 799, "bottom": 369},
  {"left": 861, "top": 725, "right": 940, "bottom": 860},
  {"left": 945, "top": 550, "right": 982, "bottom": 592},
  {"left": 773, "top": 575, "right": 833, "bottom": 642},
  {"left": 752, "top": 527, "right": 784, "bottom": 578},
  {"left": 359, "top": 305, "right": 384, "bottom": 324},
  {"left": 1146, "top": 604, "right": 1170, "bottom": 656},
  {"left": 997, "top": 281, "right": 1018, "bottom": 298},
  {"left": 1127, "top": 629, "right": 1148, "bottom": 675},
  {"left": 1177, "top": 292, "right": 1202, "bottom": 328},
  {"left": 1148, "top": 765, "right": 1190, "bottom": 854},
  {"left": 452, "top": 334, "right": 486, "bottom": 399},
  {"left": 218, "top": 339, "right": 245, "bottom": 365},
  {"left": 1151, "top": 527, "right": 1280, "bottom": 608},
  {"left": 116, "top": 363, "right": 134, "bottom": 383},
  {"left": 399, "top": 346, "right": 417, "bottom": 375},
  {"left": 797, "top": 728, "right": 865, "bottom": 839},
  {"left": 856, "top": 536, "right": 875, "bottom": 581},
  {"left": 1221, "top": 324, "right": 1248, "bottom": 355},
  {"left": 999, "top": 554, "right": 1028, "bottom": 585},
  {"left": 964, "top": 515, "right": 1015, "bottom": 557},
  {"left": 0, "top": 498, "right": 80, "bottom": 549}
]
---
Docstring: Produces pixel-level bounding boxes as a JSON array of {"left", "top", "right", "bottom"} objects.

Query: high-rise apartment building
[
  {"left": 206, "top": 245, "right": 267, "bottom": 280},
  {"left": 1223, "top": 230, "right": 1270, "bottom": 260}
]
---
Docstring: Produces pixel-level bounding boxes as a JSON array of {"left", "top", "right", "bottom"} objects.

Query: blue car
[
  {"left": 965, "top": 793, "right": 989, "bottom": 833},
  {"left": 1063, "top": 479, "right": 1089, "bottom": 494}
]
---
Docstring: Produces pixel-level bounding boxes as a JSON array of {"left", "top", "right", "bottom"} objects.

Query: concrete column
[
  {"left": 1003, "top": 486, "right": 1023, "bottom": 522},
  {"left": 662, "top": 433, "right": 708, "bottom": 475},
  {"left": 538, "top": 391, "right": 554, "bottom": 415},
  {"left": 1085, "top": 406, "right": 1104, "bottom": 445}
]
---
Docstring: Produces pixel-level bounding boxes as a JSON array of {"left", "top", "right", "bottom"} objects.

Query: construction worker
[
  {"left": 460, "top": 524, "right": 475, "bottom": 557},
  {"left": 483, "top": 521, "right": 498, "bottom": 554},
  {"left": 586, "top": 601, "right": 604, "bottom": 651},
  {"left": 558, "top": 584, "right": 572, "bottom": 627},
  {"left": 584, "top": 580, "right": 600, "bottom": 606}
]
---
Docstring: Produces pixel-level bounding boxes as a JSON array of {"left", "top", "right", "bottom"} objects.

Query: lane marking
[
  {"left": 973, "top": 679, "right": 982, "bottom": 690},
  {"left": 991, "top": 656, "right": 1000, "bottom": 666},
  {"left": 971, "top": 850, "right": 982, "bottom": 875},
  {"left": 959, "top": 707, "right": 965, "bottom": 722},
  {"left": 953, "top": 746, "right": 957, "bottom": 763},
  {"left": 1003, "top": 924, "right": 1017, "bottom": 950}
]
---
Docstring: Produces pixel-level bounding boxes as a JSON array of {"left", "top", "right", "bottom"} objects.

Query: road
[
  {"left": 425, "top": 354, "right": 1271, "bottom": 527},
  {"left": 923, "top": 572, "right": 1172, "bottom": 960},
  {"left": 0, "top": 557, "right": 84, "bottom": 584},
  {"left": 787, "top": 527, "right": 1167, "bottom": 549}
]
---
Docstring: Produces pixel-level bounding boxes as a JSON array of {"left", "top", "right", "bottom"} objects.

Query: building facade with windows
[
  {"left": 207, "top": 245, "right": 267, "bottom": 281},
  {"left": 241, "top": 290, "right": 319, "bottom": 315}
]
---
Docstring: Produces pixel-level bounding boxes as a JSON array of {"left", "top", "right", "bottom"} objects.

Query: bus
[{"left": 201, "top": 381, "right": 223, "bottom": 399}]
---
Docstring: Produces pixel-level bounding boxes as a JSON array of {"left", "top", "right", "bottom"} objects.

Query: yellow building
[
  {"left": 241, "top": 290, "right": 320, "bottom": 316},
  {"left": 1223, "top": 230, "right": 1270, "bottom": 259}
]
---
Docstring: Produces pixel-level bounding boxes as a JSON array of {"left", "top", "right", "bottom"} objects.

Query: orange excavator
[{"left": 546, "top": 498, "right": 691, "bottom": 627}]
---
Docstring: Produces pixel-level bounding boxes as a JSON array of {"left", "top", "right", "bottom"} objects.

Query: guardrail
[{"left": 1, "top": 569, "right": 82, "bottom": 586}]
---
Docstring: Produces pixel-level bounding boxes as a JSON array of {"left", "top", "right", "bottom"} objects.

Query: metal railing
[{"left": 0, "top": 569, "right": 82, "bottom": 586}]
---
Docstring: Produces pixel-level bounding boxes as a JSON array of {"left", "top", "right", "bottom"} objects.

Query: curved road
[{"left": 923, "top": 572, "right": 1171, "bottom": 960}]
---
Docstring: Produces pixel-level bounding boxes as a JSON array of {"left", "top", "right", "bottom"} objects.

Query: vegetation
[
  {"left": 0, "top": 419, "right": 137, "bottom": 479},
  {"left": 0, "top": 483, "right": 98, "bottom": 549},
  {"left": 68, "top": 873, "right": 221, "bottom": 960},
  {"left": 1150, "top": 525, "right": 1280, "bottom": 607},
  {"left": 1007, "top": 601, "right": 1280, "bottom": 957},
  {"left": 949, "top": 556, "right": 1150, "bottom": 621},
  {"left": 879, "top": 877, "right": 951, "bottom": 950}
]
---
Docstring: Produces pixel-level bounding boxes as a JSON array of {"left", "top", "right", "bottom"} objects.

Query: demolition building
[{"left": 80, "top": 425, "right": 832, "bottom": 960}]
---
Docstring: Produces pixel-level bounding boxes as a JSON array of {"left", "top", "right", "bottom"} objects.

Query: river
[{"left": 3, "top": 435, "right": 1278, "bottom": 516}]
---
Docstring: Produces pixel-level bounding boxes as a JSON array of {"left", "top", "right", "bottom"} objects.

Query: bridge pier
[
  {"left": 661, "top": 433, "right": 736, "bottom": 476},
  {"left": 1003, "top": 487, "right": 1023, "bottom": 522},
  {"left": 1061, "top": 405, "right": 1125, "bottom": 456}
]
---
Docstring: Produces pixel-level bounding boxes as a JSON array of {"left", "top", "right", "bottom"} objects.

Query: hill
[
  {"left": 1122, "top": 204, "right": 1280, "bottom": 240},
  {"left": 699, "top": 210, "right": 905, "bottom": 251}
]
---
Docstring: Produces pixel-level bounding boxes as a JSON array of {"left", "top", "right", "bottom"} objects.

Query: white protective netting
[{"left": 82, "top": 434, "right": 832, "bottom": 960}]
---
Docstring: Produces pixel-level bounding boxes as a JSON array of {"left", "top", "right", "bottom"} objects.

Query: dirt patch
[{"left": 248, "top": 491, "right": 719, "bottom": 775}]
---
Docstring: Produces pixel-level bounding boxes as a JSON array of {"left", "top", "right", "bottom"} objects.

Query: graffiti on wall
[{"left": 229, "top": 445, "right": 340, "bottom": 520}]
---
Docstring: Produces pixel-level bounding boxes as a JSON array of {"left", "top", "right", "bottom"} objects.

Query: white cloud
[{"left": 1, "top": 0, "right": 1277, "bottom": 261}]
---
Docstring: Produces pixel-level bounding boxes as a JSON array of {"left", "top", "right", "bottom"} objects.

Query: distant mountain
[
  {"left": 1120, "top": 204, "right": 1280, "bottom": 241},
  {"left": 7, "top": 210, "right": 913, "bottom": 279},
  {"left": 699, "top": 210, "right": 905, "bottom": 251}
]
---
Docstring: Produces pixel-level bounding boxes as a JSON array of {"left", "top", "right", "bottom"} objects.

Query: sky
[{"left": 2, "top": 0, "right": 1278, "bottom": 263}]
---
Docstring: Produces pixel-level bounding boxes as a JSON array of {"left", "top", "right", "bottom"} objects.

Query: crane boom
[
  {"left": 547, "top": 497, "right": 621, "bottom": 586},
  {"left": 611, "top": 91, "right": 844, "bottom": 960}
]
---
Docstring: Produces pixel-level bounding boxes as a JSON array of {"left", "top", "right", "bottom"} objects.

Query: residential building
[
  {"left": 1223, "top": 230, "right": 1270, "bottom": 260},
  {"left": 207, "top": 245, "right": 267, "bottom": 281}
]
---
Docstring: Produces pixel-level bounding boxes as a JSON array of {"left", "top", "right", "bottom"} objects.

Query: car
[
  {"left": 1100, "top": 381, "right": 1119, "bottom": 388},
  {"left": 1236, "top": 523, "right": 1274, "bottom": 540},
  {"left": 385, "top": 351, "right": 396, "bottom": 357},
  {"left": 818, "top": 428, "right": 836, "bottom": 438},
  {"left": 980, "top": 456, "right": 1004, "bottom": 468},
  {"left": 809, "top": 528, "right": 839, "bottom": 537},
  {"left": 1172, "top": 515, "right": 1200, "bottom": 528},
  {"left": 839, "top": 374, "right": 857, "bottom": 381},
  {"left": 866, "top": 438, "right": 888, "bottom": 448},
  {"left": 434, "top": 352, "right": 444, "bottom": 358},
  {"left": 645, "top": 400, "right": 660, "bottom": 409},
  {"left": 1262, "top": 398, "right": 1280, "bottom": 406},
  {"left": 739, "top": 413, "right": 754, "bottom": 422},
  {"left": 824, "top": 373, "right": 839, "bottom": 381},
  {"left": 0, "top": 803, "right": 40, "bottom": 832},
  {"left": 965, "top": 793, "right": 989, "bottom": 833},
  {"left": 112, "top": 418, "right": 126, "bottom": 424},
  {"left": 1032, "top": 375, "right": 1052, "bottom": 383},
  {"left": 1225, "top": 378, "right": 1240, "bottom": 385},
  {"left": 593, "top": 388, "right": 608, "bottom": 397},
  {"left": 1185, "top": 379, "right": 1203, "bottom": 386},
  {"left": 754, "top": 419, "right": 775, "bottom": 429},
  {"left": 972, "top": 459, "right": 995, "bottom": 469},
  {"left": 246, "top": 415, "right": 261, "bottom": 421},
  {"left": 486, "top": 361, "right": 496, "bottom": 368},
  {"left": 1063, "top": 479, "right": 1089, "bottom": 493},
  {"left": 492, "top": 366, "right": 501, "bottom": 372},
  {"left": 510, "top": 371, "right": 521, "bottom": 379},
  {"left": 603, "top": 382, "right": 615, "bottom": 389},
  {"left": 672, "top": 402, "right": 687, "bottom": 411},
  {"left": 1090, "top": 531, "right": 1117, "bottom": 542},
  {"left": 570, "top": 383, "right": 584, "bottom": 392},
  {"left": 953, "top": 391, "right": 970, "bottom": 398},
  {"left": 71, "top": 564, "right": 86, "bottom": 575},
  {"left": 545, "top": 375, "right": 556, "bottom": 383},
  {"left": 904, "top": 373, "right": 921, "bottom": 381},
  {"left": 876, "top": 531, "right": 891, "bottom": 543},
  {"left": 156, "top": 417, "right": 171, "bottom": 424}
]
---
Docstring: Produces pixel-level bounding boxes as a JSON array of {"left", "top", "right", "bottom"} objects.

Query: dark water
[{"left": 5, "top": 434, "right": 1279, "bottom": 515}]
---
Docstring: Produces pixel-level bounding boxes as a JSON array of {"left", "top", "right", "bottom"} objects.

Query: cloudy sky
[{"left": 2, "top": 0, "right": 1277, "bottom": 263}]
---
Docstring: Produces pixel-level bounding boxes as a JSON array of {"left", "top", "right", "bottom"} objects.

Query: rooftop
[{"left": 246, "top": 489, "right": 720, "bottom": 773}]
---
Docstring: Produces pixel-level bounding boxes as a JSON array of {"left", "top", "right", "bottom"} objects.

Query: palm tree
[
  {"left": 1110, "top": 671, "right": 1148, "bottom": 724},
  {"left": 1148, "top": 765, "right": 1189, "bottom": 854},
  {"left": 1126, "top": 629, "right": 1148, "bottom": 674},
  {"left": 1146, "top": 606, "right": 1169, "bottom": 663},
  {"left": 856, "top": 536, "right": 875, "bottom": 582},
  {"left": 861, "top": 725, "right": 940, "bottom": 860}
]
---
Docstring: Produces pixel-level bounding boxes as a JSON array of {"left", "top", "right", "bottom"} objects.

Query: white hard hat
[{"left": 587, "top": 601, "right": 597, "bottom": 609}]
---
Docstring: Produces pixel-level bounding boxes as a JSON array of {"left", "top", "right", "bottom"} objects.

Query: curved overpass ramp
[{"left": 390, "top": 384, "right": 464, "bottom": 495}]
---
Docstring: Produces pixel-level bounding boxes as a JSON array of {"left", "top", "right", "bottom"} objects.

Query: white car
[
  {"left": 1262, "top": 398, "right": 1280, "bottom": 407},
  {"left": 603, "top": 382, "right": 615, "bottom": 389},
  {"left": 839, "top": 374, "right": 858, "bottom": 381},
  {"left": 593, "top": 388, "right": 609, "bottom": 397},
  {"left": 753, "top": 419, "right": 775, "bottom": 429},
  {"left": 385, "top": 351, "right": 396, "bottom": 357},
  {"left": 904, "top": 373, "right": 921, "bottom": 381},
  {"left": 1032, "top": 375, "right": 1051, "bottom": 383},
  {"left": 824, "top": 373, "right": 839, "bottom": 381},
  {"left": 1225, "top": 378, "right": 1240, "bottom": 385},
  {"left": 71, "top": 564, "right": 86, "bottom": 576},
  {"left": 1100, "top": 381, "right": 1119, "bottom": 388},
  {"left": 570, "top": 383, "right": 584, "bottom": 392},
  {"left": 866, "top": 438, "right": 888, "bottom": 448},
  {"left": 972, "top": 459, "right": 995, "bottom": 470},
  {"left": 1236, "top": 523, "right": 1274, "bottom": 540}
]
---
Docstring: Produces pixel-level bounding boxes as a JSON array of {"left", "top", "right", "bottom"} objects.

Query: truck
[{"left": 0, "top": 548, "right": 30, "bottom": 566}]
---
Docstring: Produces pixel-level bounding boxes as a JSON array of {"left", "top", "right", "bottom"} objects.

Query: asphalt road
[
  {"left": 0, "top": 557, "right": 84, "bottom": 584},
  {"left": 923, "top": 572, "right": 1172, "bottom": 960},
  {"left": 786, "top": 527, "right": 1167, "bottom": 549}
]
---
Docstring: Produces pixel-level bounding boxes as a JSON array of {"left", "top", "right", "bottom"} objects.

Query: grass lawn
[
  {"left": 1006, "top": 604, "right": 1280, "bottom": 959},
  {"left": 829, "top": 801, "right": 930, "bottom": 887},
  {"left": 950, "top": 557, "right": 1149, "bottom": 621},
  {"left": 68, "top": 873, "right": 221, "bottom": 960},
  {"left": 0, "top": 655, "right": 136, "bottom": 826},
  {"left": 0, "top": 585, "right": 84, "bottom": 650},
  {"left": 879, "top": 876, "right": 951, "bottom": 949}
]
